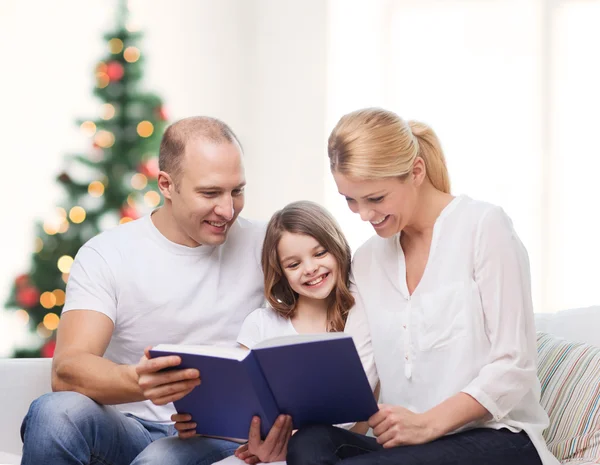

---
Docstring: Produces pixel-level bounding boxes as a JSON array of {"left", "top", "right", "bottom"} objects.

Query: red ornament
[
  {"left": 156, "top": 106, "right": 168, "bottom": 121},
  {"left": 41, "top": 340, "right": 56, "bottom": 358},
  {"left": 138, "top": 158, "right": 160, "bottom": 179},
  {"left": 120, "top": 206, "right": 139, "bottom": 220},
  {"left": 58, "top": 172, "right": 72, "bottom": 184},
  {"left": 15, "top": 274, "right": 29, "bottom": 288},
  {"left": 16, "top": 286, "right": 40, "bottom": 308},
  {"left": 106, "top": 61, "right": 124, "bottom": 81}
]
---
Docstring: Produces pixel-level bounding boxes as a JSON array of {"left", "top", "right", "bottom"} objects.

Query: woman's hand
[
  {"left": 368, "top": 404, "right": 437, "bottom": 448},
  {"left": 171, "top": 413, "right": 197, "bottom": 439}
]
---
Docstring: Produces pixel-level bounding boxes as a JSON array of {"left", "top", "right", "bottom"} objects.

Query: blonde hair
[
  {"left": 328, "top": 108, "right": 451, "bottom": 193},
  {"left": 261, "top": 201, "right": 354, "bottom": 333}
]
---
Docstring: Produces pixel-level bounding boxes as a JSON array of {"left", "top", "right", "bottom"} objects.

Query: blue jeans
[
  {"left": 20, "top": 392, "right": 238, "bottom": 465},
  {"left": 286, "top": 425, "right": 543, "bottom": 465},
  {"left": 131, "top": 435, "right": 240, "bottom": 465}
]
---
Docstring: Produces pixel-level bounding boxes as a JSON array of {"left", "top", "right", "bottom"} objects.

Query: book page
[
  {"left": 254, "top": 332, "right": 350, "bottom": 349},
  {"left": 151, "top": 344, "right": 249, "bottom": 361}
]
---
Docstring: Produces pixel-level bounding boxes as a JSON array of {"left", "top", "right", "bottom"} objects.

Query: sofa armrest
[{"left": 0, "top": 358, "right": 52, "bottom": 457}]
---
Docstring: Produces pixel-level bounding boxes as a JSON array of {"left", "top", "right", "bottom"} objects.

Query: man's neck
[{"left": 151, "top": 206, "right": 201, "bottom": 248}]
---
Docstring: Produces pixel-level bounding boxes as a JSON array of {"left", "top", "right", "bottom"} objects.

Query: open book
[{"left": 150, "top": 332, "right": 378, "bottom": 439}]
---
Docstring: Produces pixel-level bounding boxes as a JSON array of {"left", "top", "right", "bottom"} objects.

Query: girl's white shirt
[
  {"left": 349, "top": 195, "right": 559, "bottom": 465},
  {"left": 237, "top": 304, "right": 379, "bottom": 433}
]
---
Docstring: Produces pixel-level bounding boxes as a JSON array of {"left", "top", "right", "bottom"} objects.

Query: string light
[
  {"left": 126, "top": 20, "right": 141, "bottom": 32},
  {"left": 43, "top": 221, "right": 59, "bottom": 235},
  {"left": 43, "top": 313, "right": 60, "bottom": 331},
  {"left": 108, "top": 38, "right": 124, "bottom": 54},
  {"left": 40, "top": 292, "right": 57, "bottom": 309},
  {"left": 57, "top": 255, "right": 74, "bottom": 274},
  {"left": 62, "top": 273, "right": 70, "bottom": 284},
  {"left": 96, "top": 72, "right": 110, "bottom": 88},
  {"left": 95, "top": 130, "right": 115, "bottom": 148},
  {"left": 131, "top": 173, "right": 148, "bottom": 190},
  {"left": 120, "top": 217, "right": 134, "bottom": 224},
  {"left": 58, "top": 219, "right": 69, "bottom": 234},
  {"left": 15, "top": 309, "right": 29, "bottom": 325},
  {"left": 43, "top": 208, "right": 68, "bottom": 235},
  {"left": 52, "top": 289, "right": 66, "bottom": 306},
  {"left": 88, "top": 181, "right": 105, "bottom": 197},
  {"left": 100, "top": 104, "right": 116, "bottom": 120},
  {"left": 137, "top": 121, "right": 154, "bottom": 138},
  {"left": 96, "top": 62, "right": 108, "bottom": 73},
  {"left": 124, "top": 46, "right": 140, "bottom": 63},
  {"left": 144, "top": 191, "right": 161, "bottom": 207},
  {"left": 127, "top": 194, "right": 137, "bottom": 207},
  {"left": 69, "top": 206, "right": 86, "bottom": 224},
  {"left": 34, "top": 237, "right": 44, "bottom": 253},
  {"left": 36, "top": 323, "right": 52, "bottom": 338},
  {"left": 80, "top": 121, "right": 97, "bottom": 137}
]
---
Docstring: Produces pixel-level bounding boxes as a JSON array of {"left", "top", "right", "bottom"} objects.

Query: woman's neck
[
  {"left": 291, "top": 296, "right": 329, "bottom": 333},
  {"left": 402, "top": 182, "right": 454, "bottom": 240}
]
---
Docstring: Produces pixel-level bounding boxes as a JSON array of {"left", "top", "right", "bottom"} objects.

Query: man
[{"left": 20, "top": 116, "right": 285, "bottom": 465}]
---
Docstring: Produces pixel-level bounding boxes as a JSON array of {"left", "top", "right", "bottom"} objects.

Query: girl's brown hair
[
  {"left": 328, "top": 107, "right": 451, "bottom": 193},
  {"left": 262, "top": 201, "right": 354, "bottom": 332}
]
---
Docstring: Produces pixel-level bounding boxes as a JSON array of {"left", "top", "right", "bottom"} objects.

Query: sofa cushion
[{"left": 537, "top": 332, "right": 600, "bottom": 464}]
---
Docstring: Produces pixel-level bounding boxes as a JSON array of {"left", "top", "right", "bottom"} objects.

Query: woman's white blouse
[{"left": 349, "top": 195, "right": 559, "bottom": 465}]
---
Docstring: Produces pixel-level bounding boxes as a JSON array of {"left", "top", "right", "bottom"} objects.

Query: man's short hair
[{"left": 159, "top": 116, "right": 242, "bottom": 186}]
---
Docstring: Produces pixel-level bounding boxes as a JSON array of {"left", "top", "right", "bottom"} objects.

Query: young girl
[{"left": 173, "top": 200, "right": 378, "bottom": 464}]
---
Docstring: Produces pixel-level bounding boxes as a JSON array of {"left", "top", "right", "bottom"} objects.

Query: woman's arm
[{"left": 460, "top": 206, "right": 539, "bottom": 422}]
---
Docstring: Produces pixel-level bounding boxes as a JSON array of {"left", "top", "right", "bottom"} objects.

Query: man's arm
[
  {"left": 53, "top": 310, "right": 201, "bottom": 406},
  {"left": 52, "top": 310, "right": 144, "bottom": 404}
]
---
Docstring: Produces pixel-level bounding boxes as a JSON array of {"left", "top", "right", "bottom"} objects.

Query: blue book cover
[{"left": 150, "top": 333, "right": 378, "bottom": 439}]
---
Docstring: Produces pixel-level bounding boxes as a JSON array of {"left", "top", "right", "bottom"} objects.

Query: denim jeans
[
  {"left": 131, "top": 435, "right": 240, "bottom": 465},
  {"left": 20, "top": 391, "right": 238, "bottom": 465},
  {"left": 286, "top": 425, "right": 543, "bottom": 465}
]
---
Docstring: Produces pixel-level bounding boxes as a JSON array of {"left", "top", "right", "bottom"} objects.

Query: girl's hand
[
  {"left": 234, "top": 443, "right": 260, "bottom": 464},
  {"left": 246, "top": 415, "right": 293, "bottom": 462},
  {"left": 171, "top": 413, "right": 197, "bottom": 439},
  {"left": 368, "top": 404, "right": 436, "bottom": 448}
]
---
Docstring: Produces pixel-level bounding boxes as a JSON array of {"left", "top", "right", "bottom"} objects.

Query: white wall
[
  {"left": 1, "top": 0, "right": 599, "bottom": 356},
  {"left": 0, "top": 0, "right": 330, "bottom": 355}
]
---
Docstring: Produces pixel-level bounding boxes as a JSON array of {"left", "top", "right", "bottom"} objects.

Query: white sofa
[{"left": 1, "top": 306, "right": 599, "bottom": 465}]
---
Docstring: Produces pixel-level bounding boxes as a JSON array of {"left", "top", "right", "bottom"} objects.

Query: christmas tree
[{"left": 4, "top": 1, "right": 167, "bottom": 358}]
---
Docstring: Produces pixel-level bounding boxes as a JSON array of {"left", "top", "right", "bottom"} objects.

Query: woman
[{"left": 287, "top": 108, "right": 559, "bottom": 465}]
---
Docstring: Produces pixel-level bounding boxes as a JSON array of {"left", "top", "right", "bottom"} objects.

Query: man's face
[{"left": 169, "top": 139, "right": 246, "bottom": 246}]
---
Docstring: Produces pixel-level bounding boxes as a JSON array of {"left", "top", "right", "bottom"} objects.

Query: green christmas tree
[{"left": 4, "top": 2, "right": 167, "bottom": 358}]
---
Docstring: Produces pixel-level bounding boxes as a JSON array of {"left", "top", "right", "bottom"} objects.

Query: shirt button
[{"left": 402, "top": 324, "right": 407, "bottom": 329}]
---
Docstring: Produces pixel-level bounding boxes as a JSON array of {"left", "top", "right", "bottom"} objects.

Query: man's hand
[
  {"left": 368, "top": 404, "right": 436, "bottom": 448},
  {"left": 245, "top": 415, "right": 292, "bottom": 463},
  {"left": 136, "top": 347, "right": 201, "bottom": 405},
  {"left": 172, "top": 413, "right": 197, "bottom": 439}
]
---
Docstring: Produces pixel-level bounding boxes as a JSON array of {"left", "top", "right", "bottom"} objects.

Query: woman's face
[{"left": 333, "top": 168, "right": 420, "bottom": 238}]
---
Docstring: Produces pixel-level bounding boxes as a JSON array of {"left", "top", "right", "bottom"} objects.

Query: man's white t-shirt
[{"left": 63, "top": 213, "right": 266, "bottom": 422}]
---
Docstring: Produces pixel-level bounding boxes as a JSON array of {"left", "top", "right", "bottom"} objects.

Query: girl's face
[{"left": 277, "top": 231, "right": 339, "bottom": 302}]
